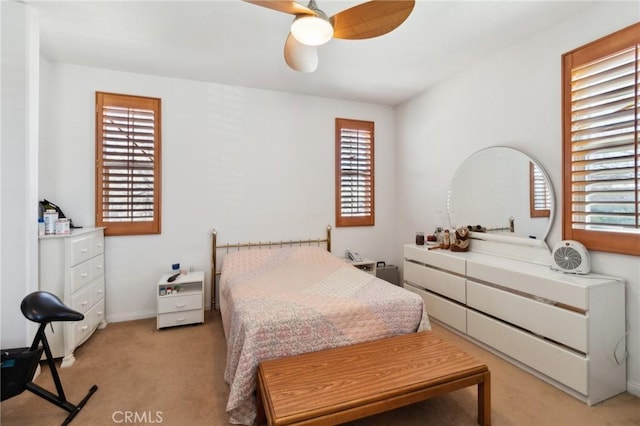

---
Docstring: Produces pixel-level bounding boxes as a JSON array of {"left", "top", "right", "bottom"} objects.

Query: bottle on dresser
[{"left": 43, "top": 209, "right": 58, "bottom": 235}]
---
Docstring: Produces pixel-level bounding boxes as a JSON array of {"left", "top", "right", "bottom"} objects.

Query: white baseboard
[
  {"left": 106, "top": 306, "right": 214, "bottom": 324},
  {"left": 627, "top": 380, "right": 640, "bottom": 397},
  {"left": 106, "top": 310, "right": 156, "bottom": 323}
]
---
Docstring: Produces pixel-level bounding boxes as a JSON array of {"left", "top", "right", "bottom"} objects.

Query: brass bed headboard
[{"left": 210, "top": 225, "right": 332, "bottom": 309}]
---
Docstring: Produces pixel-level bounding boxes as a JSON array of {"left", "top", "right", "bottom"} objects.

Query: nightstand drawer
[
  {"left": 157, "top": 309, "right": 203, "bottom": 329},
  {"left": 158, "top": 293, "right": 202, "bottom": 314}
]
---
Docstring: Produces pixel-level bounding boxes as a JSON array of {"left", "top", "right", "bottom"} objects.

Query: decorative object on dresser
[
  {"left": 157, "top": 271, "right": 205, "bottom": 329},
  {"left": 37, "top": 228, "right": 107, "bottom": 368},
  {"left": 551, "top": 240, "right": 590, "bottom": 274}
]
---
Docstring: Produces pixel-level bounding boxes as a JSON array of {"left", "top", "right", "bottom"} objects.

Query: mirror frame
[{"left": 447, "top": 146, "right": 555, "bottom": 243}]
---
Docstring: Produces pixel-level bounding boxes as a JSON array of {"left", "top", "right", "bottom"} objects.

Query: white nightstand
[
  {"left": 345, "top": 258, "right": 377, "bottom": 276},
  {"left": 157, "top": 271, "right": 205, "bottom": 329}
]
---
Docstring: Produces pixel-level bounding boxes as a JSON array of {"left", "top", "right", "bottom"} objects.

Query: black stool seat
[
  {"left": 20, "top": 291, "right": 83, "bottom": 324},
  {"left": 2, "top": 291, "right": 97, "bottom": 425}
]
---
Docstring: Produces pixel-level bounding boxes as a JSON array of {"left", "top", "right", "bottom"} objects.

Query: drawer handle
[
  {"left": 81, "top": 273, "right": 89, "bottom": 278},
  {"left": 81, "top": 300, "right": 89, "bottom": 306},
  {"left": 97, "top": 289, "right": 104, "bottom": 295},
  {"left": 81, "top": 325, "right": 89, "bottom": 331},
  {"left": 176, "top": 303, "right": 186, "bottom": 308},
  {"left": 97, "top": 311, "right": 104, "bottom": 316},
  {"left": 96, "top": 265, "right": 103, "bottom": 270},
  {"left": 81, "top": 248, "right": 89, "bottom": 253},
  {"left": 96, "top": 243, "right": 103, "bottom": 248},
  {"left": 176, "top": 318, "right": 186, "bottom": 323}
]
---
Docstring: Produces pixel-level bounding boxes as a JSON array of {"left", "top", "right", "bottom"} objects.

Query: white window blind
[
  {"left": 569, "top": 46, "right": 639, "bottom": 233},
  {"left": 335, "top": 118, "right": 375, "bottom": 227},
  {"left": 530, "top": 162, "right": 551, "bottom": 217},
  {"left": 96, "top": 92, "right": 161, "bottom": 236}
]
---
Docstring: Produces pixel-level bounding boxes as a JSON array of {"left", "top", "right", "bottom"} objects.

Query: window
[
  {"left": 530, "top": 162, "right": 551, "bottom": 218},
  {"left": 562, "top": 23, "right": 639, "bottom": 255},
  {"left": 335, "top": 118, "right": 374, "bottom": 227},
  {"left": 95, "top": 92, "right": 162, "bottom": 236}
]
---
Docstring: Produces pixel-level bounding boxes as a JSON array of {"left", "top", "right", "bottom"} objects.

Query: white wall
[
  {"left": 395, "top": 2, "right": 640, "bottom": 395},
  {"left": 1, "top": 1, "right": 40, "bottom": 348},
  {"left": 38, "top": 63, "right": 398, "bottom": 322}
]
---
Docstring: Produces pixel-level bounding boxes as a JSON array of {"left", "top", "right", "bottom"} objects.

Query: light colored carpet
[{"left": 1, "top": 310, "right": 639, "bottom": 425}]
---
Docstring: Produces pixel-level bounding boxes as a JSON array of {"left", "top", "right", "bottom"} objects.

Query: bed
[{"left": 213, "top": 228, "right": 430, "bottom": 425}]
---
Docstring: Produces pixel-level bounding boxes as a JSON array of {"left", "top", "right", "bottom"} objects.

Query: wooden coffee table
[{"left": 256, "top": 330, "right": 491, "bottom": 425}]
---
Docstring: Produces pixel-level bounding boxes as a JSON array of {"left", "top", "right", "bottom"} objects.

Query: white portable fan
[{"left": 551, "top": 240, "right": 590, "bottom": 274}]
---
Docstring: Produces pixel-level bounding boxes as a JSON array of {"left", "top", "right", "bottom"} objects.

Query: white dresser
[
  {"left": 403, "top": 241, "right": 626, "bottom": 405},
  {"left": 38, "top": 227, "right": 107, "bottom": 367}
]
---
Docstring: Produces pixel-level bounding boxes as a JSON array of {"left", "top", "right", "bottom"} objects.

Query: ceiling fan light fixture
[{"left": 290, "top": 14, "right": 333, "bottom": 46}]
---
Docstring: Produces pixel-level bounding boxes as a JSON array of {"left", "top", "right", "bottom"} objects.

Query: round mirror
[{"left": 447, "top": 146, "right": 554, "bottom": 241}]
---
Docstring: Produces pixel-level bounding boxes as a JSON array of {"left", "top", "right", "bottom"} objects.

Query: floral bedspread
[{"left": 219, "top": 246, "right": 430, "bottom": 425}]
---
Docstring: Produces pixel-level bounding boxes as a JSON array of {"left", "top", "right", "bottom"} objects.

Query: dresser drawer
[
  {"left": 92, "top": 278, "right": 105, "bottom": 303},
  {"left": 466, "top": 259, "right": 588, "bottom": 310},
  {"left": 157, "top": 309, "right": 204, "bottom": 329},
  {"left": 467, "top": 280, "right": 587, "bottom": 352},
  {"left": 70, "top": 261, "right": 93, "bottom": 292},
  {"left": 404, "top": 245, "right": 466, "bottom": 274},
  {"left": 158, "top": 293, "right": 202, "bottom": 314},
  {"left": 70, "top": 316, "right": 93, "bottom": 348},
  {"left": 404, "top": 283, "right": 467, "bottom": 333},
  {"left": 91, "top": 254, "right": 104, "bottom": 281},
  {"left": 93, "top": 234, "right": 105, "bottom": 256},
  {"left": 88, "top": 298, "right": 105, "bottom": 329},
  {"left": 467, "top": 310, "right": 588, "bottom": 395},
  {"left": 404, "top": 261, "right": 466, "bottom": 303},
  {"left": 71, "top": 285, "right": 93, "bottom": 314},
  {"left": 69, "top": 235, "right": 93, "bottom": 267}
]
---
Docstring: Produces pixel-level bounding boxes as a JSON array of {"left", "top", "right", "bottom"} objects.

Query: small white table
[
  {"left": 156, "top": 271, "right": 205, "bottom": 329},
  {"left": 344, "top": 258, "right": 376, "bottom": 276}
]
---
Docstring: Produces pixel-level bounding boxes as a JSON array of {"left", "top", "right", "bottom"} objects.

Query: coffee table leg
[
  {"left": 478, "top": 370, "right": 491, "bottom": 426},
  {"left": 255, "top": 373, "right": 267, "bottom": 426}
]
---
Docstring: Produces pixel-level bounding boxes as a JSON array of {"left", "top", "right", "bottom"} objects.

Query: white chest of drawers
[
  {"left": 403, "top": 243, "right": 626, "bottom": 405},
  {"left": 38, "top": 228, "right": 107, "bottom": 367}
]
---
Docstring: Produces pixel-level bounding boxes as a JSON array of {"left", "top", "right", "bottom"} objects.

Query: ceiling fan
[{"left": 243, "top": 0, "right": 415, "bottom": 72}]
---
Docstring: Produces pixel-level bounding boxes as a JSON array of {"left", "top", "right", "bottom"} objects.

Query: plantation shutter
[
  {"left": 335, "top": 118, "right": 375, "bottom": 227},
  {"left": 562, "top": 23, "right": 640, "bottom": 255},
  {"left": 530, "top": 162, "right": 551, "bottom": 217},
  {"left": 96, "top": 92, "right": 162, "bottom": 236}
]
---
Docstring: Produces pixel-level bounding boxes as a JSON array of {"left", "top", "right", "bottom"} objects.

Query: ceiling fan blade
[
  {"left": 331, "top": 0, "right": 415, "bottom": 40},
  {"left": 284, "top": 33, "right": 318, "bottom": 72},
  {"left": 242, "top": 0, "right": 316, "bottom": 16}
]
